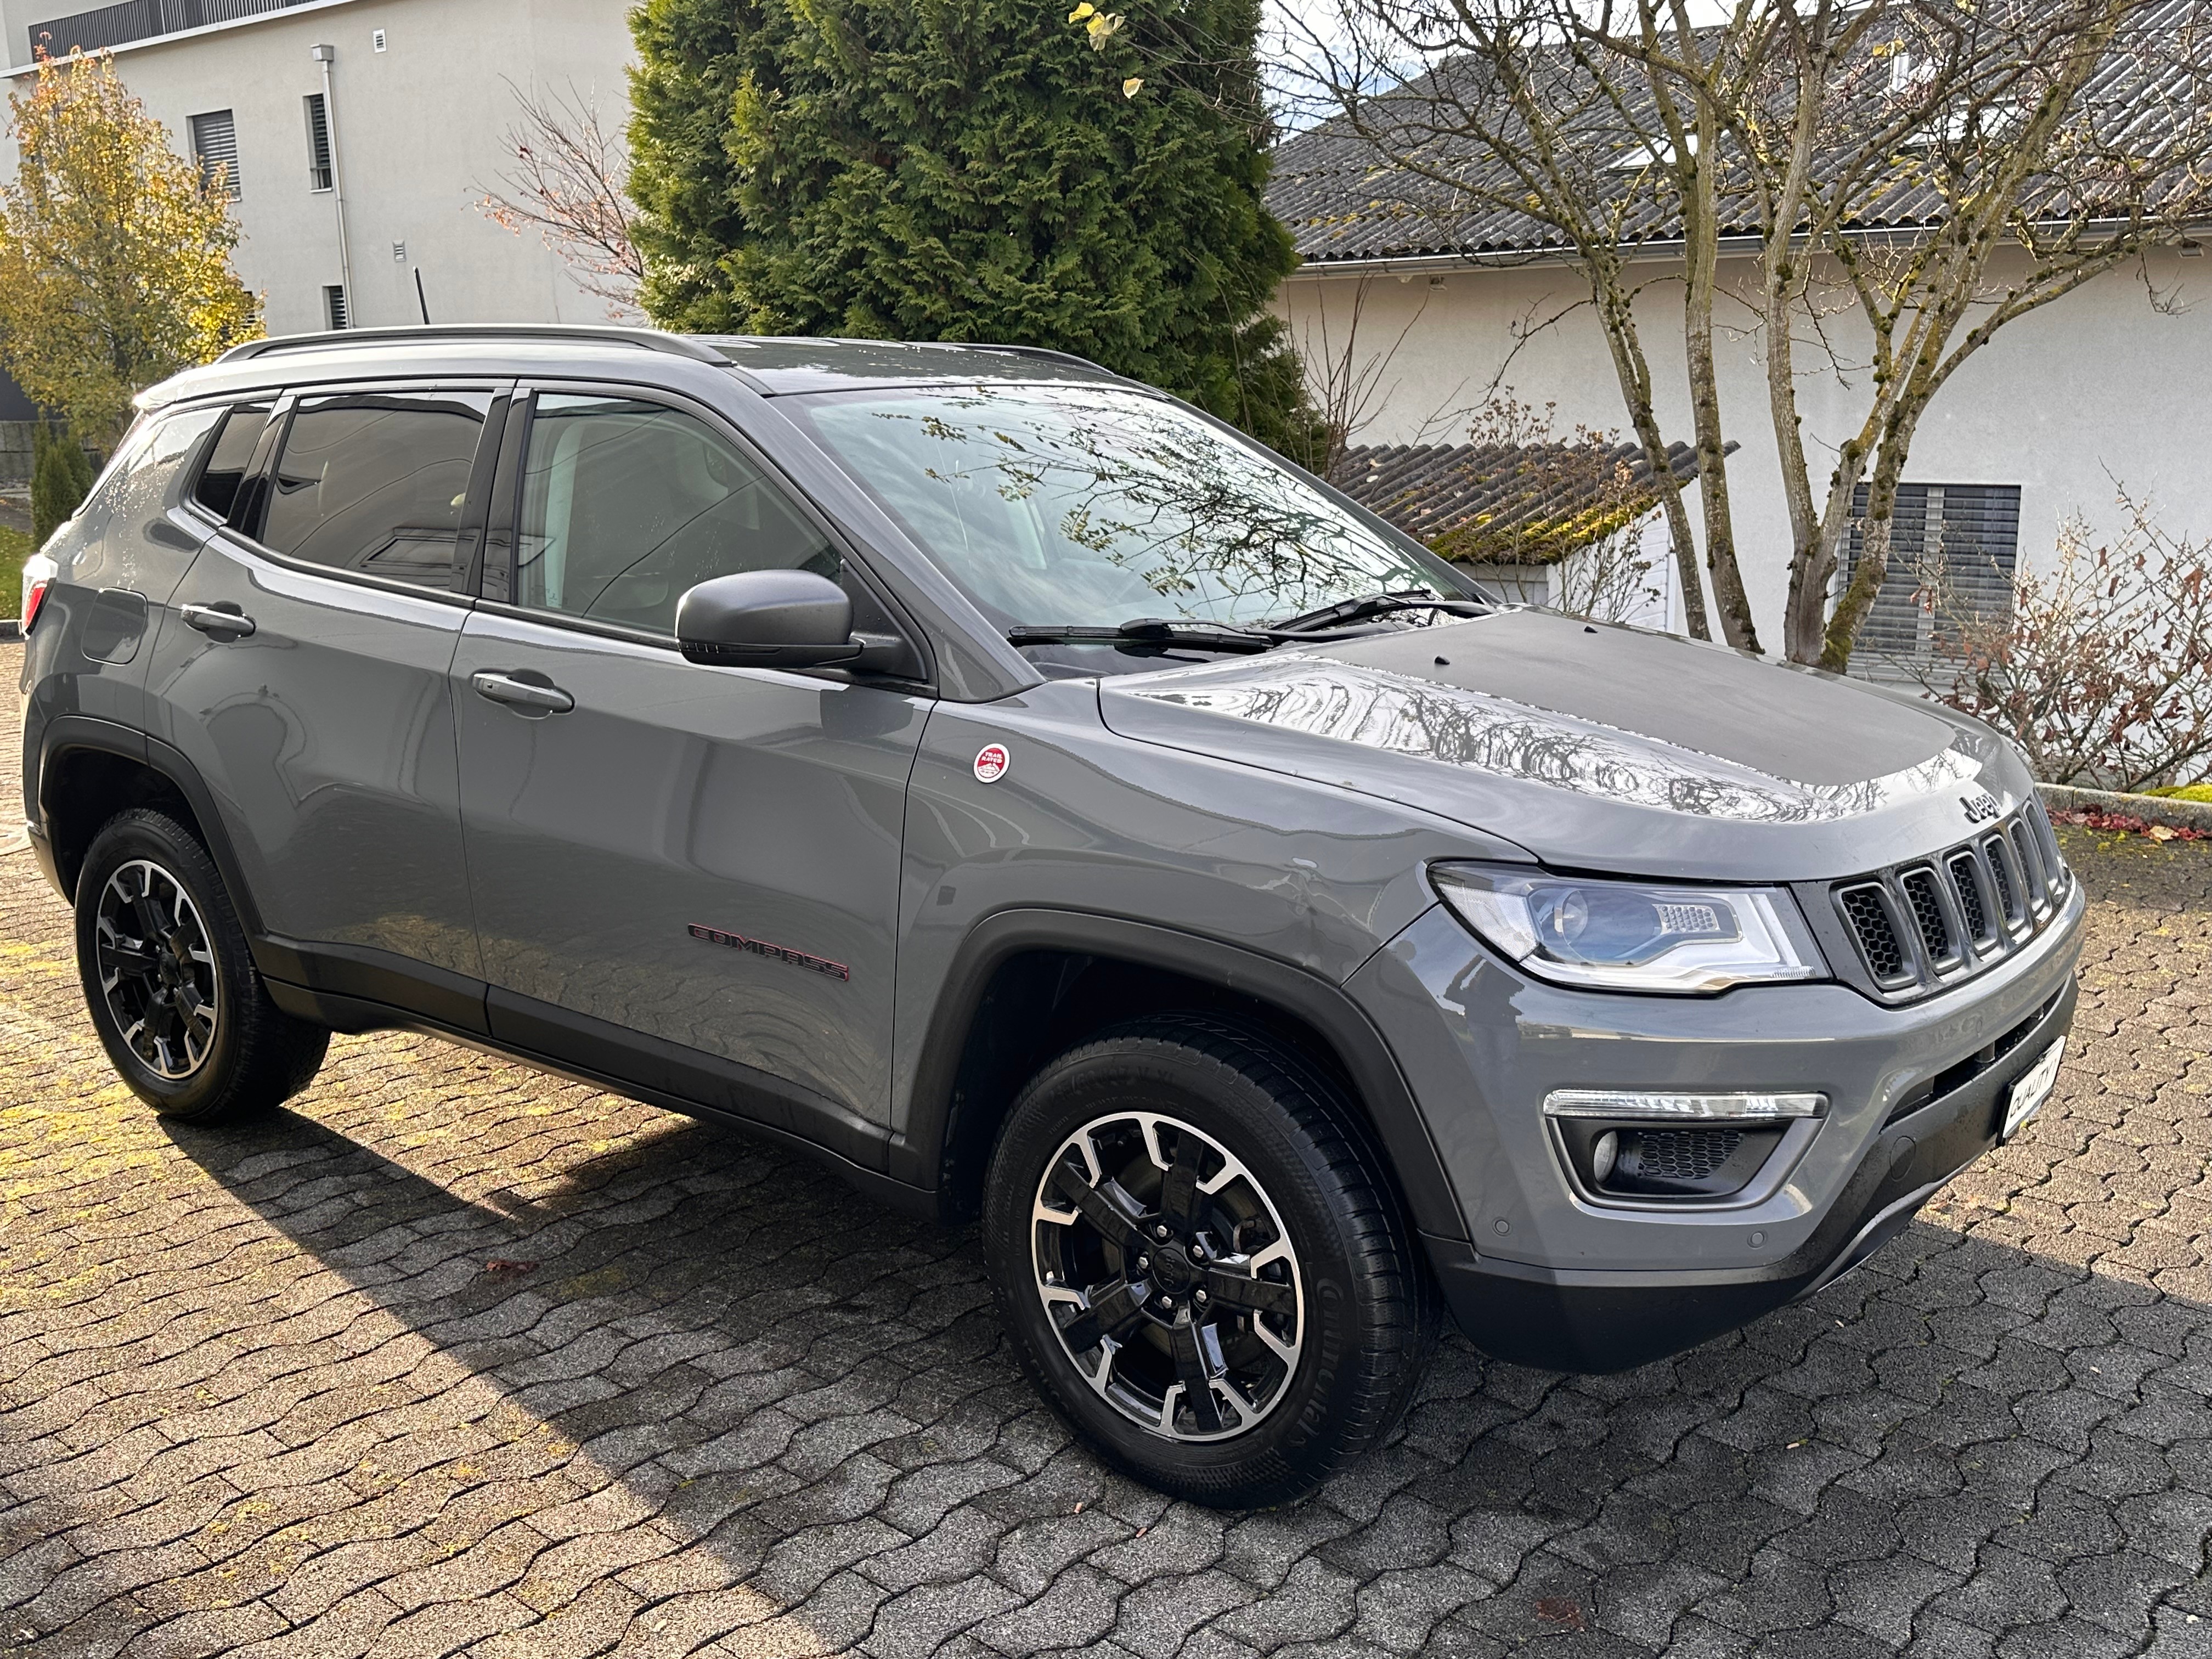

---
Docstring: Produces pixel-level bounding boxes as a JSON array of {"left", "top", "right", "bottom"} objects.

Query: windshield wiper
[
  {"left": 1267, "top": 589, "right": 1483, "bottom": 635},
  {"left": 1007, "top": 617, "right": 1277, "bottom": 655}
]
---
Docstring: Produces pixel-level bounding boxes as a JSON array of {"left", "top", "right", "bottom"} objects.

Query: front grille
[
  {"left": 1621, "top": 1128, "right": 1742, "bottom": 1183},
  {"left": 1827, "top": 804, "right": 2070, "bottom": 1000}
]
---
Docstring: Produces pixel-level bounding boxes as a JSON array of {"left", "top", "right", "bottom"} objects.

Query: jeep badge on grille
[{"left": 1960, "top": 791, "right": 2000, "bottom": 825}]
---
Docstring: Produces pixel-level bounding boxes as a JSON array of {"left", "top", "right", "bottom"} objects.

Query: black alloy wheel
[
  {"left": 75, "top": 810, "right": 328, "bottom": 1122},
  {"left": 1030, "top": 1107, "right": 1305, "bottom": 1442},
  {"left": 985, "top": 1016, "right": 1437, "bottom": 1507},
  {"left": 93, "top": 856, "right": 221, "bottom": 1080}
]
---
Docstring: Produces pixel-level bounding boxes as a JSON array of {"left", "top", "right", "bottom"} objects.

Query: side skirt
[{"left": 263, "top": 970, "right": 933, "bottom": 1222}]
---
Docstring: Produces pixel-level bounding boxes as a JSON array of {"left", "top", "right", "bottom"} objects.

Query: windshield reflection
[
  {"left": 1133, "top": 658, "right": 1985, "bottom": 823},
  {"left": 789, "top": 385, "right": 1458, "bottom": 629}
]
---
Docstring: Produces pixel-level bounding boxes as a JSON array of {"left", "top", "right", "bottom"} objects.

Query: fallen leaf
[
  {"left": 1122, "top": 76, "right": 1144, "bottom": 97},
  {"left": 1534, "top": 1598, "right": 1585, "bottom": 1632},
  {"left": 484, "top": 1259, "right": 537, "bottom": 1274}
]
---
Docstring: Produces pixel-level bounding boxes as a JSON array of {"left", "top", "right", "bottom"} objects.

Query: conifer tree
[{"left": 628, "top": 0, "right": 1324, "bottom": 459}]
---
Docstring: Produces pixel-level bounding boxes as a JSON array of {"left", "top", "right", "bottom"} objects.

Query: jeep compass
[{"left": 19, "top": 325, "right": 2083, "bottom": 1506}]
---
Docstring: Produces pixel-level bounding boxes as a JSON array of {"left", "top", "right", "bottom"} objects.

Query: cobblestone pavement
[{"left": 2, "top": 644, "right": 2210, "bottom": 1659}]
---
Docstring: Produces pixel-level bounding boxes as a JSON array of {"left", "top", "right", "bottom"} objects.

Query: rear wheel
[
  {"left": 75, "top": 809, "right": 328, "bottom": 1123},
  {"left": 983, "top": 1017, "right": 1436, "bottom": 1506}
]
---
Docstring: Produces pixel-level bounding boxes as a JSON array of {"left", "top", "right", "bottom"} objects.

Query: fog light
[
  {"left": 1544, "top": 1090, "right": 1825, "bottom": 1122},
  {"left": 1590, "top": 1130, "right": 1618, "bottom": 1182}
]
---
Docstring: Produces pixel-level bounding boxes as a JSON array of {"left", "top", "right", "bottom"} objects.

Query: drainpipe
[{"left": 311, "top": 44, "right": 356, "bottom": 326}]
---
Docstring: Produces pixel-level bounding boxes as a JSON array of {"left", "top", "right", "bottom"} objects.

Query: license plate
[{"left": 2000, "top": 1037, "right": 2066, "bottom": 1142}]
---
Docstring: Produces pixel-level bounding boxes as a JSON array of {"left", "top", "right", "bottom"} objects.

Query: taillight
[{"left": 20, "top": 578, "right": 47, "bottom": 634}]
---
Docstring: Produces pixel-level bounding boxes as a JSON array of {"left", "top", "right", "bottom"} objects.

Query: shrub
[
  {"left": 30, "top": 420, "right": 91, "bottom": 546},
  {"left": 1922, "top": 492, "right": 2212, "bottom": 792}
]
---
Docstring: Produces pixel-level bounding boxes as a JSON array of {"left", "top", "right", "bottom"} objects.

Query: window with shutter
[
  {"left": 1839, "top": 483, "right": 2021, "bottom": 678},
  {"left": 303, "top": 92, "right": 333, "bottom": 191},
  {"left": 189, "top": 109, "right": 239, "bottom": 199},
  {"left": 324, "top": 285, "right": 349, "bottom": 330}
]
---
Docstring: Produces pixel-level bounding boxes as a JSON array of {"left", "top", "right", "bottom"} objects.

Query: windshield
[{"left": 786, "top": 383, "right": 1465, "bottom": 629}]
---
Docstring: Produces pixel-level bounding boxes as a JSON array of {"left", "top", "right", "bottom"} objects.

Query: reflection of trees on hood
[
  {"left": 891, "top": 391, "right": 1425, "bottom": 620},
  {"left": 1146, "top": 661, "right": 1962, "bottom": 824}
]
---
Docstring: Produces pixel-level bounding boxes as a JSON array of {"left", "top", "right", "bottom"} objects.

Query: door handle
[
  {"left": 471, "top": 670, "right": 575, "bottom": 715},
  {"left": 180, "top": 602, "right": 256, "bottom": 639}
]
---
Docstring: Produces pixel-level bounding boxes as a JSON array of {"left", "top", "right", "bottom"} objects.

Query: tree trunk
[
  {"left": 1785, "top": 447, "right": 1868, "bottom": 662},
  {"left": 1819, "top": 416, "right": 1917, "bottom": 672},
  {"left": 1591, "top": 268, "right": 1713, "bottom": 640},
  {"left": 1679, "top": 109, "right": 1758, "bottom": 652}
]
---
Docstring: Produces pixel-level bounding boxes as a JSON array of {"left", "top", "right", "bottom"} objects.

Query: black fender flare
[
  {"left": 35, "top": 714, "right": 266, "bottom": 939},
  {"left": 892, "top": 907, "right": 1469, "bottom": 1242}
]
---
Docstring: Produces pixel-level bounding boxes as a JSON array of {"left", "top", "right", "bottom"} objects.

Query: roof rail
[
  {"left": 969, "top": 343, "right": 1120, "bottom": 377},
  {"left": 218, "top": 324, "right": 733, "bottom": 366}
]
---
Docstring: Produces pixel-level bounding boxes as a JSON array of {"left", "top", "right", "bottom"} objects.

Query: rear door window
[
  {"left": 259, "top": 390, "right": 495, "bottom": 588},
  {"left": 190, "top": 401, "right": 272, "bottom": 523},
  {"left": 512, "top": 393, "right": 838, "bottom": 634}
]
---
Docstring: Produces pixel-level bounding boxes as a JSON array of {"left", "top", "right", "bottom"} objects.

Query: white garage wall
[{"left": 1280, "top": 243, "right": 2212, "bottom": 650}]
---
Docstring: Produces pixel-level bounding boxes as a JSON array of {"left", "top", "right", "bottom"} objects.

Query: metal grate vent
[{"left": 1621, "top": 1129, "right": 1743, "bottom": 1184}]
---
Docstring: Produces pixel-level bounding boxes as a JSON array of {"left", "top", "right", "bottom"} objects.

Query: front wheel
[
  {"left": 75, "top": 809, "right": 328, "bottom": 1123},
  {"left": 983, "top": 1017, "right": 1437, "bottom": 1507}
]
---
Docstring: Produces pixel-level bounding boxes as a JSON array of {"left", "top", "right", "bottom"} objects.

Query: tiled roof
[
  {"left": 1332, "top": 438, "right": 1715, "bottom": 565},
  {"left": 1267, "top": 5, "right": 2192, "bottom": 266}
]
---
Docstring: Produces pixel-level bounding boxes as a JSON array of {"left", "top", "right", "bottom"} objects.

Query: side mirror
[{"left": 677, "top": 569, "right": 861, "bottom": 668}]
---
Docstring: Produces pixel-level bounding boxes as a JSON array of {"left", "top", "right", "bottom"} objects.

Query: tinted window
[
  {"left": 191, "top": 402, "right": 270, "bottom": 522},
  {"left": 260, "top": 391, "right": 493, "bottom": 588},
  {"left": 514, "top": 395, "right": 838, "bottom": 634}
]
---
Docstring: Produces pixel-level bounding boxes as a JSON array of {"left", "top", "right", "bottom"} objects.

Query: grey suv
[{"left": 20, "top": 325, "right": 2083, "bottom": 1505}]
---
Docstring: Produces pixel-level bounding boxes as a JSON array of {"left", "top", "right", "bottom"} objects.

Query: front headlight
[{"left": 1430, "top": 862, "right": 1825, "bottom": 993}]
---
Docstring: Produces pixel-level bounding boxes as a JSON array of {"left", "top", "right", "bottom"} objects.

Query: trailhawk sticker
[{"left": 973, "top": 743, "right": 1011, "bottom": 784}]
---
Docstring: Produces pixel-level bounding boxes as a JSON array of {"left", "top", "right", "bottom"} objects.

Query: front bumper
[{"left": 1348, "top": 878, "right": 2085, "bottom": 1373}]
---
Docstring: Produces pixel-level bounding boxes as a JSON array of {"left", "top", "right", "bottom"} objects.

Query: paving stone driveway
[{"left": 2, "top": 645, "right": 2210, "bottom": 1659}]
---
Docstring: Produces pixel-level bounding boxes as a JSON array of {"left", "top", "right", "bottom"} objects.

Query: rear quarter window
[{"left": 64, "top": 406, "right": 228, "bottom": 594}]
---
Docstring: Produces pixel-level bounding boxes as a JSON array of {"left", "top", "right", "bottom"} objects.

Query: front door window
[{"left": 514, "top": 395, "right": 839, "bottom": 633}]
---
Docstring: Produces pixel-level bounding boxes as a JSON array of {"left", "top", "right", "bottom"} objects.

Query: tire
[
  {"left": 74, "top": 809, "right": 328, "bottom": 1124},
  {"left": 983, "top": 1015, "right": 1438, "bottom": 1507}
]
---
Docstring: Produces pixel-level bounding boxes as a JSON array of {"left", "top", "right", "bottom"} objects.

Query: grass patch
[
  {"left": 0, "top": 524, "right": 31, "bottom": 619},
  {"left": 2145, "top": 783, "right": 2212, "bottom": 804}
]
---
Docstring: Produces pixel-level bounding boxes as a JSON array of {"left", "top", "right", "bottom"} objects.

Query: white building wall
[
  {"left": 1279, "top": 244, "right": 2212, "bottom": 648},
  {"left": 1, "top": 0, "right": 639, "bottom": 336}
]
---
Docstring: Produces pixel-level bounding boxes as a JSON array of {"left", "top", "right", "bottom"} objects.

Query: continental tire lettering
[{"left": 686, "top": 923, "right": 851, "bottom": 981}]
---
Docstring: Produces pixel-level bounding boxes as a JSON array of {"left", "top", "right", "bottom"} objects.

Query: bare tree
[
  {"left": 1278, "top": 0, "right": 1762, "bottom": 645},
  {"left": 1281, "top": 0, "right": 2212, "bottom": 666},
  {"left": 476, "top": 80, "right": 644, "bottom": 319},
  {"left": 1290, "top": 274, "right": 1440, "bottom": 477},
  {"left": 1712, "top": 0, "right": 2212, "bottom": 668}
]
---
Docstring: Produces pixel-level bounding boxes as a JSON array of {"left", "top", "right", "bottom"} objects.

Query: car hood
[{"left": 1096, "top": 609, "right": 2032, "bottom": 882}]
